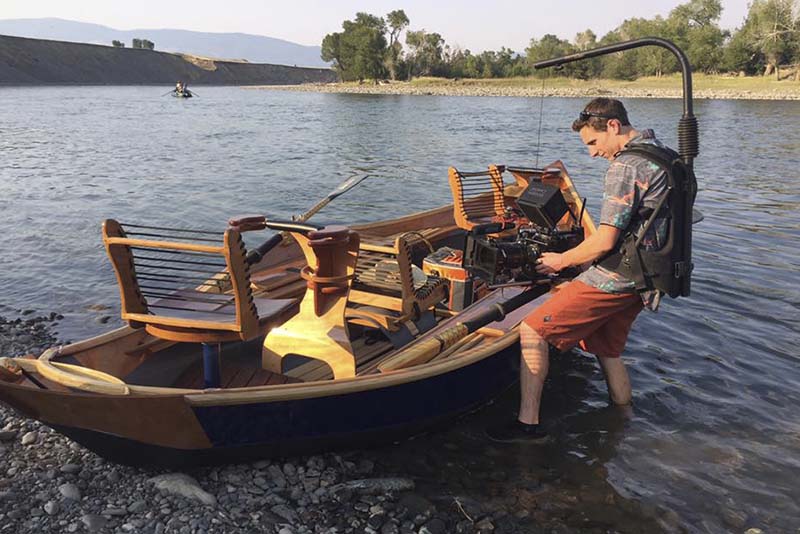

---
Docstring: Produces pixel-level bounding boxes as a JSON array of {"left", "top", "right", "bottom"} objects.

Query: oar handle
[
  {"left": 229, "top": 215, "right": 324, "bottom": 265},
  {"left": 378, "top": 285, "right": 550, "bottom": 372},
  {"left": 246, "top": 233, "right": 283, "bottom": 265}
]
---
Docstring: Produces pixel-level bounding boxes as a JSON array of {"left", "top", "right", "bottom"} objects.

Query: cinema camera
[{"left": 462, "top": 178, "right": 585, "bottom": 285}]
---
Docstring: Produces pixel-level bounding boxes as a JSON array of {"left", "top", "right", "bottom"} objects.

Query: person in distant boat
[
  {"left": 175, "top": 81, "right": 183, "bottom": 94},
  {"left": 488, "top": 97, "right": 673, "bottom": 442}
]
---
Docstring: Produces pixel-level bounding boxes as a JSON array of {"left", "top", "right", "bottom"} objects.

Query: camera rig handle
[{"left": 533, "top": 37, "right": 698, "bottom": 172}]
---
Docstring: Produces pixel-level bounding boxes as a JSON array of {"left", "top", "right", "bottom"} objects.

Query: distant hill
[
  {"left": 0, "top": 34, "right": 336, "bottom": 85},
  {"left": 0, "top": 18, "right": 328, "bottom": 68}
]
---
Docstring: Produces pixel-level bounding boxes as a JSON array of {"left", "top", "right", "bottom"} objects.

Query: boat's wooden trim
[
  {"left": 12, "top": 357, "right": 131, "bottom": 395},
  {"left": 57, "top": 326, "right": 142, "bottom": 357},
  {"left": 122, "top": 313, "right": 240, "bottom": 332},
  {"left": 104, "top": 237, "right": 224, "bottom": 255},
  {"left": 351, "top": 204, "right": 456, "bottom": 236}
]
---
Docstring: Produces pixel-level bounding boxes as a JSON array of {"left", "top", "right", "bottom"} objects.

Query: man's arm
[{"left": 535, "top": 224, "right": 621, "bottom": 275}]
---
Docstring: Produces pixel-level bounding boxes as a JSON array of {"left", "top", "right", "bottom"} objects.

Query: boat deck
[{"left": 173, "top": 361, "right": 300, "bottom": 389}]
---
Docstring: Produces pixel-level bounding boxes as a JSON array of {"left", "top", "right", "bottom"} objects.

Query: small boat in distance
[{"left": 167, "top": 80, "right": 194, "bottom": 98}]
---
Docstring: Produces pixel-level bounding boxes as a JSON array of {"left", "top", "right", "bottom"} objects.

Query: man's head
[{"left": 571, "top": 98, "right": 637, "bottom": 161}]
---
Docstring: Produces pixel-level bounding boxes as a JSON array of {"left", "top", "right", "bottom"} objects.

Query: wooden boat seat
[
  {"left": 102, "top": 219, "right": 296, "bottom": 344},
  {"left": 448, "top": 164, "right": 514, "bottom": 231},
  {"left": 347, "top": 233, "right": 447, "bottom": 332}
]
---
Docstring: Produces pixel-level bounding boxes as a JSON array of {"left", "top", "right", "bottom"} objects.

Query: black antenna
[
  {"left": 578, "top": 198, "right": 587, "bottom": 226},
  {"left": 533, "top": 37, "right": 699, "bottom": 172},
  {"left": 534, "top": 76, "right": 546, "bottom": 168}
]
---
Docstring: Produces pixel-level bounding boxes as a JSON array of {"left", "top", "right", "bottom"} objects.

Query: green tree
[
  {"left": 738, "top": 0, "right": 799, "bottom": 77},
  {"left": 112, "top": 40, "right": 124, "bottom": 48},
  {"left": 526, "top": 34, "right": 577, "bottom": 77},
  {"left": 386, "top": 10, "right": 410, "bottom": 80},
  {"left": 142, "top": 39, "right": 155, "bottom": 50},
  {"left": 667, "top": 0, "right": 727, "bottom": 73},
  {"left": 320, "top": 13, "right": 388, "bottom": 82},
  {"left": 132, "top": 38, "right": 142, "bottom": 49},
  {"left": 572, "top": 29, "right": 602, "bottom": 78},
  {"left": 406, "top": 30, "right": 446, "bottom": 77}
]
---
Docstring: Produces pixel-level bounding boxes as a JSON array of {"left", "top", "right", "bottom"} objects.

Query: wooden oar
[
  {"left": 244, "top": 174, "right": 371, "bottom": 265},
  {"left": 378, "top": 284, "right": 550, "bottom": 372}
]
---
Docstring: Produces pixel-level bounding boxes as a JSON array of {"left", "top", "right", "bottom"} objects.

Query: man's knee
[{"left": 520, "top": 322, "right": 547, "bottom": 352}]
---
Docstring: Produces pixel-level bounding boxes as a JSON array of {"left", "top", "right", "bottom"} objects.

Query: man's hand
[{"left": 535, "top": 252, "right": 565, "bottom": 275}]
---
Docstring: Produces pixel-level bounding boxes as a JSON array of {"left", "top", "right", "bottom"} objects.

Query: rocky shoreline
[
  {"left": 253, "top": 81, "right": 800, "bottom": 101},
  {"left": 0, "top": 313, "right": 533, "bottom": 534}
]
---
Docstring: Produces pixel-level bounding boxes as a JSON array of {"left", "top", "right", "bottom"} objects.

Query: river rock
[
  {"left": 330, "top": 477, "right": 415, "bottom": 495},
  {"left": 721, "top": 507, "right": 748, "bottom": 529},
  {"left": 474, "top": 517, "right": 495, "bottom": 532},
  {"left": 0, "top": 430, "right": 16, "bottom": 441},
  {"left": 128, "top": 499, "right": 147, "bottom": 513},
  {"left": 271, "top": 503, "right": 300, "bottom": 524},
  {"left": 148, "top": 473, "right": 217, "bottom": 506},
  {"left": 59, "top": 482, "right": 81, "bottom": 500},
  {"left": 419, "top": 518, "right": 447, "bottom": 534},
  {"left": 81, "top": 513, "right": 109, "bottom": 532},
  {"left": 43, "top": 500, "right": 60, "bottom": 515},
  {"left": 269, "top": 464, "right": 287, "bottom": 487},
  {"left": 60, "top": 463, "right": 81, "bottom": 474},
  {"left": 21, "top": 431, "right": 38, "bottom": 445}
]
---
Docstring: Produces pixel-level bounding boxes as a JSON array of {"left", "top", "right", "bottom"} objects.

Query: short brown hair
[{"left": 571, "top": 98, "right": 631, "bottom": 132}]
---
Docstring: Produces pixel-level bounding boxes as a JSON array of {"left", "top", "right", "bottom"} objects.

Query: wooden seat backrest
[
  {"left": 351, "top": 234, "right": 443, "bottom": 318},
  {"left": 447, "top": 164, "right": 507, "bottom": 230},
  {"left": 102, "top": 219, "right": 260, "bottom": 339}
]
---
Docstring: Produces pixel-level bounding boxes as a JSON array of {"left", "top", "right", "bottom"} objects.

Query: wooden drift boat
[{"left": 0, "top": 162, "right": 595, "bottom": 467}]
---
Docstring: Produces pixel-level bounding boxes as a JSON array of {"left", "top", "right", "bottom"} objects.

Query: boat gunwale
[{"left": 6, "top": 327, "right": 520, "bottom": 403}]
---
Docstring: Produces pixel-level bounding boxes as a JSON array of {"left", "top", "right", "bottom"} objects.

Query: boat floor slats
[
  {"left": 284, "top": 338, "right": 394, "bottom": 381},
  {"left": 173, "top": 361, "right": 299, "bottom": 390}
]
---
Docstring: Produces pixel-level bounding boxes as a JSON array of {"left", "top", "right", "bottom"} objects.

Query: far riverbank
[{"left": 253, "top": 73, "right": 800, "bottom": 100}]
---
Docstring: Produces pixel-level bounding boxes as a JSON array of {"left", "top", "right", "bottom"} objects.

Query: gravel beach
[
  {"left": 252, "top": 80, "right": 800, "bottom": 101},
  {"left": 0, "top": 314, "right": 540, "bottom": 534}
]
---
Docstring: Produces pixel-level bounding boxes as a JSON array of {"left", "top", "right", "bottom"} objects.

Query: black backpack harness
[{"left": 596, "top": 143, "right": 697, "bottom": 298}]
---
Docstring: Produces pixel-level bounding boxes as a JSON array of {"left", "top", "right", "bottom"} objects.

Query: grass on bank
[{"left": 404, "top": 73, "right": 800, "bottom": 93}]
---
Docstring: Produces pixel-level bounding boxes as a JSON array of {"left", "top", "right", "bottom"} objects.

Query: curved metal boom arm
[{"left": 533, "top": 37, "right": 699, "bottom": 170}]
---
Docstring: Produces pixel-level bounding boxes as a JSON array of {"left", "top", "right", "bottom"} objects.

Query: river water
[{"left": 1, "top": 87, "right": 798, "bottom": 532}]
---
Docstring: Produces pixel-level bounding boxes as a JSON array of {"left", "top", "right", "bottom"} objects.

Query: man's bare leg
[
  {"left": 597, "top": 356, "right": 632, "bottom": 405},
  {"left": 518, "top": 322, "right": 549, "bottom": 425}
]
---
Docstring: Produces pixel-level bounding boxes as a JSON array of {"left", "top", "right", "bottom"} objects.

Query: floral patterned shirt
[{"left": 575, "top": 129, "right": 669, "bottom": 311}]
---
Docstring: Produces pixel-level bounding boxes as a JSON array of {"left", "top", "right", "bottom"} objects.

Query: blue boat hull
[{"left": 39, "top": 338, "right": 520, "bottom": 467}]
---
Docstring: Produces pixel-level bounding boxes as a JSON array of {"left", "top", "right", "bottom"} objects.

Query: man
[{"left": 488, "top": 97, "right": 671, "bottom": 442}]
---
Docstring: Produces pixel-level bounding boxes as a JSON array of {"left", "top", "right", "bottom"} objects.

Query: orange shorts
[{"left": 523, "top": 280, "right": 643, "bottom": 358}]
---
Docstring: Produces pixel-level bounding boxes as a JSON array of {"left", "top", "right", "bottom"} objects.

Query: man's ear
[{"left": 606, "top": 118, "right": 622, "bottom": 134}]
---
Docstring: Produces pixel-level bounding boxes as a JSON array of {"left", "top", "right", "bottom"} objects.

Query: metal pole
[{"left": 533, "top": 37, "right": 699, "bottom": 171}]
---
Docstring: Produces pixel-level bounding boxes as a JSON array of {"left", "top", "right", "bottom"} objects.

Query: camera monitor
[{"left": 517, "top": 180, "right": 569, "bottom": 230}]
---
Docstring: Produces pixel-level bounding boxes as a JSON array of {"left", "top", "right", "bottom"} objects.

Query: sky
[{"left": 0, "top": 0, "right": 752, "bottom": 52}]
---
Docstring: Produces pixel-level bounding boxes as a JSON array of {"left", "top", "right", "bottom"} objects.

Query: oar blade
[{"left": 327, "top": 174, "right": 371, "bottom": 201}]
